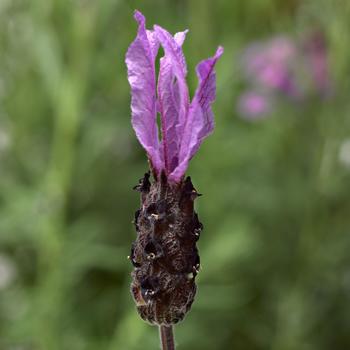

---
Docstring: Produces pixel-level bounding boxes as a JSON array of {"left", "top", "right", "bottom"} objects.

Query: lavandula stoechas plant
[
  {"left": 238, "top": 32, "right": 332, "bottom": 120},
  {"left": 125, "top": 10, "right": 223, "bottom": 349}
]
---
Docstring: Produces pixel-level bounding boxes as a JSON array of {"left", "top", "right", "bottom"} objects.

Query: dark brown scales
[{"left": 129, "top": 172, "right": 203, "bottom": 325}]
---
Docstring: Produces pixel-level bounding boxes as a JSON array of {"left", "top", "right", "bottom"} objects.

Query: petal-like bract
[
  {"left": 169, "top": 47, "right": 224, "bottom": 182},
  {"left": 126, "top": 11, "right": 223, "bottom": 182},
  {"left": 157, "top": 29, "right": 189, "bottom": 174},
  {"left": 154, "top": 25, "right": 190, "bottom": 132},
  {"left": 125, "top": 11, "right": 162, "bottom": 172}
]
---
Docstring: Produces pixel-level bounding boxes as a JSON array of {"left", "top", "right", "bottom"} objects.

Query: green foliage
[{"left": 1, "top": 0, "right": 350, "bottom": 349}]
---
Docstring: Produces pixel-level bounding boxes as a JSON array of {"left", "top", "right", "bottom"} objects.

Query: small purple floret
[{"left": 126, "top": 10, "right": 223, "bottom": 183}]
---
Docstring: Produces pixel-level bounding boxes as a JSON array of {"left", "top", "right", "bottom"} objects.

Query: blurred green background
[{"left": 1, "top": 0, "right": 350, "bottom": 349}]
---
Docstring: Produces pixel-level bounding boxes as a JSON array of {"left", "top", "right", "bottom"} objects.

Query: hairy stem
[{"left": 159, "top": 325, "right": 175, "bottom": 350}]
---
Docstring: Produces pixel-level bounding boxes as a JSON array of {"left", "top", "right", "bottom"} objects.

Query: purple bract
[{"left": 126, "top": 10, "right": 223, "bottom": 183}]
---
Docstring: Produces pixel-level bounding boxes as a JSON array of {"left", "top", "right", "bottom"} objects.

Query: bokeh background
[{"left": 1, "top": 0, "right": 350, "bottom": 349}]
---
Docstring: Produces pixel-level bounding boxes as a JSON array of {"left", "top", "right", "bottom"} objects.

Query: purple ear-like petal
[
  {"left": 158, "top": 56, "right": 179, "bottom": 173},
  {"left": 155, "top": 26, "right": 190, "bottom": 174},
  {"left": 125, "top": 11, "right": 162, "bottom": 173},
  {"left": 174, "top": 30, "right": 188, "bottom": 46},
  {"left": 154, "top": 25, "right": 190, "bottom": 132},
  {"left": 146, "top": 29, "right": 159, "bottom": 58},
  {"left": 189, "top": 46, "right": 224, "bottom": 158},
  {"left": 158, "top": 43, "right": 188, "bottom": 172},
  {"left": 154, "top": 25, "right": 188, "bottom": 75},
  {"left": 169, "top": 46, "right": 224, "bottom": 182},
  {"left": 168, "top": 101, "right": 204, "bottom": 182}
]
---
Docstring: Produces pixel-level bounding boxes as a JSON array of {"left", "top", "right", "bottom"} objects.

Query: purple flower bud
[{"left": 126, "top": 10, "right": 223, "bottom": 183}]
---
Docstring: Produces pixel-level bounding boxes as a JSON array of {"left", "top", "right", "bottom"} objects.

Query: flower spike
[{"left": 125, "top": 11, "right": 223, "bottom": 338}]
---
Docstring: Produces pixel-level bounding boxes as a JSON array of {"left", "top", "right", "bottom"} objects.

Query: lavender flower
[
  {"left": 126, "top": 10, "right": 223, "bottom": 183},
  {"left": 237, "top": 91, "right": 271, "bottom": 119},
  {"left": 125, "top": 10, "right": 223, "bottom": 345},
  {"left": 242, "top": 36, "right": 299, "bottom": 98},
  {"left": 238, "top": 32, "right": 332, "bottom": 120},
  {"left": 303, "top": 31, "right": 332, "bottom": 97}
]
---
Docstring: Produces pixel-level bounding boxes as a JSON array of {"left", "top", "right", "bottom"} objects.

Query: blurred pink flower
[
  {"left": 303, "top": 31, "right": 332, "bottom": 97},
  {"left": 243, "top": 36, "right": 299, "bottom": 98},
  {"left": 238, "top": 91, "right": 270, "bottom": 120},
  {"left": 238, "top": 31, "right": 333, "bottom": 120}
]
